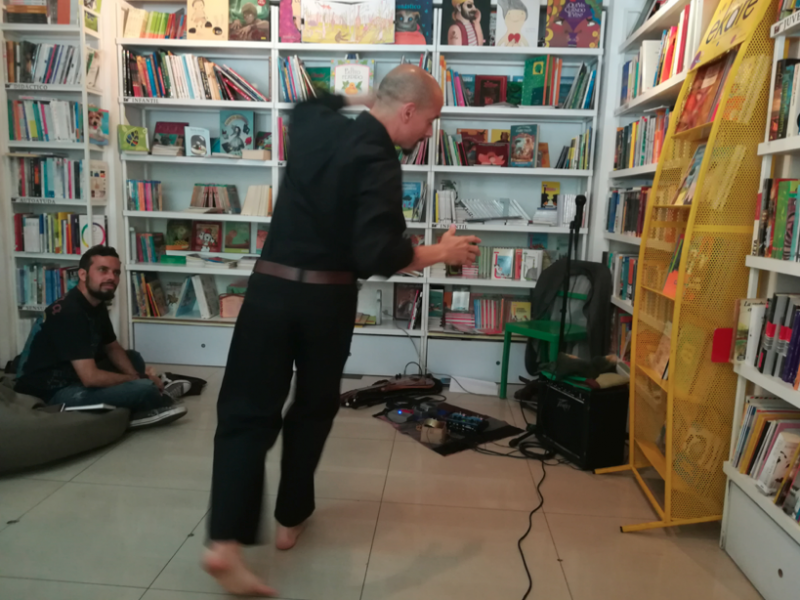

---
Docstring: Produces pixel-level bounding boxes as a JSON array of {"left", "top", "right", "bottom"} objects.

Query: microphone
[{"left": 573, "top": 195, "right": 587, "bottom": 229}]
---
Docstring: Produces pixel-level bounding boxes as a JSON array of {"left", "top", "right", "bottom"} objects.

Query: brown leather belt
[{"left": 253, "top": 259, "right": 355, "bottom": 284}]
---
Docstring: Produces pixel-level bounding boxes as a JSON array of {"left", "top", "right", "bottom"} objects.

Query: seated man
[{"left": 15, "top": 245, "right": 189, "bottom": 429}]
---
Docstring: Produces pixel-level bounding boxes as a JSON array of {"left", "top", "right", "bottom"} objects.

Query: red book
[
  {"left": 661, "top": 26, "right": 677, "bottom": 84},
  {"left": 474, "top": 75, "right": 507, "bottom": 106},
  {"left": 14, "top": 214, "right": 24, "bottom": 251},
  {"left": 676, "top": 5, "right": 690, "bottom": 76}
]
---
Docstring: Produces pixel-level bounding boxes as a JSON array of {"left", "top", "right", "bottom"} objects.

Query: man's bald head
[
  {"left": 376, "top": 64, "right": 443, "bottom": 111},
  {"left": 371, "top": 64, "right": 443, "bottom": 152}
]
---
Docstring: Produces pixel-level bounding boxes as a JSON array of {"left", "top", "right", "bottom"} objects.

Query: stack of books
[
  {"left": 10, "top": 156, "right": 85, "bottom": 200},
  {"left": 13, "top": 212, "right": 86, "bottom": 255},
  {"left": 126, "top": 180, "right": 163, "bottom": 211},
  {"left": 752, "top": 178, "right": 800, "bottom": 261},
  {"left": 186, "top": 254, "right": 239, "bottom": 269},
  {"left": 188, "top": 184, "right": 242, "bottom": 214},
  {"left": 122, "top": 6, "right": 186, "bottom": 39},
  {"left": 554, "top": 128, "right": 593, "bottom": 170}
]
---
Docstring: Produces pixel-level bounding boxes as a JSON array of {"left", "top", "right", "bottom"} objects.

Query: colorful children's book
[
  {"left": 88, "top": 106, "right": 109, "bottom": 146},
  {"left": 229, "top": 0, "right": 270, "bottom": 41},
  {"left": 542, "top": 0, "right": 602, "bottom": 49},
  {"left": 187, "top": 0, "right": 228, "bottom": 40},
  {"left": 492, "top": 248, "right": 515, "bottom": 280},
  {"left": 305, "top": 67, "right": 332, "bottom": 94},
  {"left": 279, "top": 0, "right": 302, "bottom": 41},
  {"left": 475, "top": 142, "right": 508, "bottom": 166},
  {"left": 441, "top": 0, "right": 490, "bottom": 46},
  {"left": 118, "top": 125, "right": 149, "bottom": 152},
  {"left": 191, "top": 221, "right": 222, "bottom": 253},
  {"left": 457, "top": 128, "right": 488, "bottom": 165},
  {"left": 672, "top": 144, "right": 706, "bottom": 206},
  {"left": 401, "top": 182, "right": 423, "bottom": 219},
  {"left": 223, "top": 222, "right": 251, "bottom": 253},
  {"left": 662, "top": 235, "right": 685, "bottom": 299},
  {"left": 491, "top": 129, "right": 510, "bottom": 143},
  {"left": 331, "top": 59, "right": 375, "bottom": 96},
  {"left": 219, "top": 110, "right": 254, "bottom": 157},
  {"left": 494, "top": 0, "right": 537, "bottom": 47},
  {"left": 302, "top": 0, "right": 395, "bottom": 44},
  {"left": 395, "top": 0, "right": 433, "bottom": 44},
  {"left": 509, "top": 124, "right": 538, "bottom": 167},
  {"left": 474, "top": 75, "right": 507, "bottom": 105},
  {"left": 153, "top": 121, "right": 189, "bottom": 147},
  {"left": 166, "top": 219, "right": 192, "bottom": 250}
]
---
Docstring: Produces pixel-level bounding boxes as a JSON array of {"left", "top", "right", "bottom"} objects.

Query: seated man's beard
[{"left": 88, "top": 285, "right": 116, "bottom": 302}]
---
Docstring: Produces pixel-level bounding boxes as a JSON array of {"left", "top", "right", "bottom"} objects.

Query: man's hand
[
  {"left": 145, "top": 366, "right": 165, "bottom": 392},
  {"left": 345, "top": 92, "right": 375, "bottom": 109},
  {"left": 438, "top": 225, "right": 481, "bottom": 265}
]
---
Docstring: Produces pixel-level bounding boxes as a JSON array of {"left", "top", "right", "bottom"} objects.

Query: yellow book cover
[{"left": 491, "top": 129, "right": 510, "bottom": 143}]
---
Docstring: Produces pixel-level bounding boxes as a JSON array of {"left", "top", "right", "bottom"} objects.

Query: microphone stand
[{"left": 510, "top": 195, "right": 587, "bottom": 448}]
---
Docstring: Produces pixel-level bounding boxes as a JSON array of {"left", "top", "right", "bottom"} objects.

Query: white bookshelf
[
  {"left": 720, "top": 14, "right": 800, "bottom": 600},
  {"left": 592, "top": 0, "right": 722, "bottom": 370},
  {"left": 108, "top": 1, "right": 605, "bottom": 382},
  {"left": 0, "top": 0, "right": 114, "bottom": 358}
]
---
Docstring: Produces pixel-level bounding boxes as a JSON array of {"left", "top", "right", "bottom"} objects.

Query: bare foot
[
  {"left": 275, "top": 522, "right": 305, "bottom": 550},
  {"left": 202, "top": 541, "right": 278, "bottom": 597}
]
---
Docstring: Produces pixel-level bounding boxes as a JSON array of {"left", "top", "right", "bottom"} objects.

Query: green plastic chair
[{"left": 499, "top": 291, "right": 588, "bottom": 399}]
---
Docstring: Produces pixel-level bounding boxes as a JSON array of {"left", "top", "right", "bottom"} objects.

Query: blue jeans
[{"left": 49, "top": 350, "right": 169, "bottom": 413}]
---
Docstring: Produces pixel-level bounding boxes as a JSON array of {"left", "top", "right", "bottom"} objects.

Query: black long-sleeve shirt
[{"left": 261, "top": 94, "right": 414, "bottom": 279}]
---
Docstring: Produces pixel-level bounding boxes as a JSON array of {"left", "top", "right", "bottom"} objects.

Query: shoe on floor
[
  {"left": 164, "top": 379, "right": 191, "bottom": 401},
  {"left": 129, "top": 404, "right": 188, "bottom": 429}
]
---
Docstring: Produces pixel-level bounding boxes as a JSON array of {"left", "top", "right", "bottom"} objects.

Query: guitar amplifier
[{"left": 536, "top": 378, "right": 629, "bottom": 471}]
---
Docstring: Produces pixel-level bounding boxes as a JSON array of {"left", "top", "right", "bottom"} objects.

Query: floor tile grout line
[
  {"left": 543, "top": 511, "right": 575, "bottom": 600},
  {"left": 0, "top": 574, "right": 148, "bottom": 591},
  {"left": 144, "top": 507, "right": 211, "bottom": 593},
  {"left": 357, "top": 431, "right": 396, "bottom": 600},
  {"left": 6, "top": 480, "right": 69, "bottom": 526}
]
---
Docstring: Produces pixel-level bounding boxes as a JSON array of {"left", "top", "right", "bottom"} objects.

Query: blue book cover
[
  {"left": 175, "top": 277, "right": 198, "bottom": 317},
  {"left": 460, "top": 74, "right": 476, "bottom": 106},
  {"left": 401, "top": 182, "right": 423, "bottom": 219},
  {"left": 220, "top": 110, "right": 254, "bottom": 157}
]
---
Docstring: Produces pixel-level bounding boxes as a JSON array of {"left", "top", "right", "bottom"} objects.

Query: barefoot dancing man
[{"left": 202, "top": 64, "right": 482, "bottom": 596}]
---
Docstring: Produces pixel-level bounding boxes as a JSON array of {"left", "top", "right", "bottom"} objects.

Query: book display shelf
[
  {"left": 596, "top": 0, "right": 776, "bottom": 537},
  {"left": 116, "top": 0, "right": 606, "bottom": 381},
  {"left": 599, "top": 0, "right": 722, "bottom": 377},
  {"left": 0, "top": 0, "right": 113, "bottom": 353},
  {"left": 719, "top": 7, "right": 800, "bottom": 600}
]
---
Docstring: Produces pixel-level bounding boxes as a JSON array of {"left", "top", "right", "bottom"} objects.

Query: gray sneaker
[
  {"left": 164, "top": 380, "right": 191, "bottom": 401},
  {"left": 129, "top": 404, "right": 188, "bottom": 429}
]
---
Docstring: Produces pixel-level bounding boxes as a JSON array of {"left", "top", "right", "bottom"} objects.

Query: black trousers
[{"left": 208, "top": 273, "right": 357, "bottom": 544}]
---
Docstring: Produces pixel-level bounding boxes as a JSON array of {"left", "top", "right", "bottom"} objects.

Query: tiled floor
[{"left": 0, "top": 367, "right": 762, "bottom": 600}]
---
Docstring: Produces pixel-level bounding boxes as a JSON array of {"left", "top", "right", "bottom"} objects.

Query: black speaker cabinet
[{"left": 536, "top": 379, "right": 629, "bottom": 471}]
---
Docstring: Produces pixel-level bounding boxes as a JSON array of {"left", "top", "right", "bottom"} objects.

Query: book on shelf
[
  {"left": 614, "top": 106, "right": 670, "bottom": 171},
  {"left": 675, "top": 50, "right": 737, "bottom": 133},
  {"left": 602, "top": 252, "right": 638, "bottom": 305},
  {"left": 229, "top": 0, "right": 269, "bottom": 41},
  {"left": 126, "top": 180, "right": 164, "bottom": 211},
  {"left": 402, "top": 181, "right": 426, "bottom": 220},
  {"left": 393, "top": 0, "right": 434, "bottom": 44},
  {"left": 7, "top": 99, "right": 83, "bottom": 142},
  {"left": 122, "top": 49, "right": 268, "bottom": 102},
  {"left": 542, "top": 0, "right": 601, "bottom": 49},
  {"left": 661, "top": 235, "right": 684, "bottom": 299},
  {"left": 151, "top": 121, "right": 188, "bottom": 156},
  {"left": 87, "top": 106, "right": 109, "bottom": 147},
  {"left": 769, "top": 57, "right": 800, "bottom": 140},
  {"left": 220, "top": 110, "right": 254, "bottom": 157},
  {"left": 222, "top": 222, "right": 250, "bottom": 253},
  {"left": 14, "top": 212, "right": 85, "bottom": 255},
  {"left": 185, "top": 126, "right": 211, "bottom": 157},
  {"left": 165, "top": 219, "right": 192, "bottom": 250},
  {"left": 186, "top": 253, "right": 239, "bottom": 269},
  {"left": 118, "top": 125, "right": 149, "bottom": 152},
  {"left": 554, "top": 128, "right": 592, "bottom": 170},
  {"left": 397, "top": 138, "right": 428, "bottom": 165},
  {"left": 731, "top": 298, "right": 769, "bottom": 366},
  {"left": 241, "top": 185, "right": 273, "bottom": 216},
  {"left": 611, "top": 309, "right": 633, "bottom": 367},
  {"left": 186, "top": 0, "right": 228, "bottom": 41},
  {"left": 123, "top": 6, "right": 186, "bottom": 39},
  {"left": 4, "top": 0, "right": 49, "bottom": 24},
  {"left": 330, "top": 58, "right": 376, "bottom": 97},
  {"left": 648, "top": 320, "right": 672, "bottom": 380},
  {"left": 3, "top": 42, "right": 83, "bottom": 85},
  {"left": 752, "top": 177, "right": 800, "bottom": 260},
  {"left": 301, "top": 0, "right": 394, "bottom": 44},
  {"left": 191, "top": 221, "right": 223, "bottom": 252},
  {"left": 606, "top": 187, "right": 649, "bottom": 238},
  {"left": 9, "top": 155, "right": 86, "bottom": 200},
  {"left": 131, "top": 231, "right": 167, "bottom": 264},
  {"left": 89, "top": 160, "right": 108, "bottom": 203},
  {"left": 432, "top": 292, "right": 531, "bottom": 336},
  {"left": 85, "top": 49, "right": 101, "bottom": 89},
  {"left": 15, "top": 263, "right": 78, "bottom": 308},
  {"left": 509, "top": 125, "right": 538, "bottom": 168},
  {"left": 82, "top": 0, "right": 102, "bottom": 33},
  {"left": 671, "top": 144, "right": 706, "bottom": 206}
]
